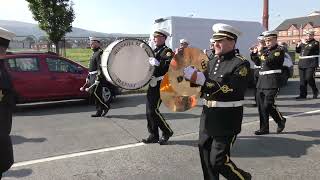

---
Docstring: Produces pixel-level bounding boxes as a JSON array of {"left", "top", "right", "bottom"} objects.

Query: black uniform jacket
[
  {"left": 296, "top": 39, "right": 319, "bottom": 68},
  {"left": 87, "top": 48, "right": 108, "bottom": 89},
  {"left": 256, "top": 44, "right": 285, "bottom": 89},
  {"left": 200, "top": 50, "right": 250, "bottom": 136},
  {"left": 0, "top": 60, "right": 14, "bottom": 173},
  {"left": 153, "top": 45, "right": 173, "bottom": 77},
  {"left": 150, "top": 44, "right": 173, "bottom": 88}
]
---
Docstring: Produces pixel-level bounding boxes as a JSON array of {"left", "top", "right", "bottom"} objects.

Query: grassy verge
[{"left": 66, "top": 48, "right": 92, "bottom": 67}]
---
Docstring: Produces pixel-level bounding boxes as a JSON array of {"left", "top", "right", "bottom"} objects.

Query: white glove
[
  {"left": 183, "top": 66, "right": 206, "bottom": 86},
  {"left": 183, "top": 66, "right": 196, "bottom": 80},
  {"left": 195, "top": 72, "right": 206, "bottom": 86},
  {"left": 149, "top": 57, "right": 160, "bottom": 66},
  {"left": 80, "top": 87, "right": 85, "bottom": 92}
]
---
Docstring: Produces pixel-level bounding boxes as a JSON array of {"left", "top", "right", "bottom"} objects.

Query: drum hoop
[{"left": 104, "top": 38, "right": 155, "bottom": 90}]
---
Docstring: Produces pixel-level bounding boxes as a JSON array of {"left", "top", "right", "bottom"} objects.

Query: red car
[{"left": 1, "top": 51, "right": 89, "bottom": 104}]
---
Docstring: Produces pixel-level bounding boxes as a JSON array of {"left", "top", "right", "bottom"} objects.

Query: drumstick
[
  {"left": 80, "top": 81, "right": 88, "bottom": 92},
  {"left": 85, "top": 81, "right": 99, "bottom": 92}
]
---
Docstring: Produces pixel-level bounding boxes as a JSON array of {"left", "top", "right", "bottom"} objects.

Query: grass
[{"left": 65, "top": 48, "right": 92, "bottom": 67}]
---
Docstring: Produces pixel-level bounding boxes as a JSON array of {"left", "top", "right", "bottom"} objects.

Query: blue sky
[{"left": 1, "top": 0, "right": 319, "bottom": 34}]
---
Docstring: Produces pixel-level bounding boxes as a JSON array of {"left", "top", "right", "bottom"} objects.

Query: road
[{"left": 3, "top": 79, "right": 320, "bottom": 180}]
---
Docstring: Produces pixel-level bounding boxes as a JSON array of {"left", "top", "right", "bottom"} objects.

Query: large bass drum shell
[{"left": 101, "top": 38, "right": 155, "bottom": 90}]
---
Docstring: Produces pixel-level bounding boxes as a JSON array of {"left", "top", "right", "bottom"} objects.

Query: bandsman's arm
[
  {"left": 312, "top": 41, "right": 319, "bottom": 55},
  {"left": 158, "top": 48, "right": 174, "bottom": 75},
  {"left": 296, "top": 42, "right": 302, "bottom": 53}
]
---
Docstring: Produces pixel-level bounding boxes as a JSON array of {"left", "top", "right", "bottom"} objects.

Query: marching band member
[{"left": 184, "top": 23, "right": 252, "bottom": 180}]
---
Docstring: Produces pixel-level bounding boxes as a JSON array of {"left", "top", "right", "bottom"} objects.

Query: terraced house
[{"left": 276, "top": 11, "right": 320, "bottom": 46}]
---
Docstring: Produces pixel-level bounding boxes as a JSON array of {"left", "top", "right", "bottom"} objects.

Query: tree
[{"left": 26, "top": 0, "right": 75, "bottom": 54}]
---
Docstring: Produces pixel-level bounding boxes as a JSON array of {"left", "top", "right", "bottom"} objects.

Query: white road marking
[
  {"left": 12, "top": 143, "right": 145, "bottom": 168},
  {"left": 12, "top": 109, "right": 320, "bottom": 168}
]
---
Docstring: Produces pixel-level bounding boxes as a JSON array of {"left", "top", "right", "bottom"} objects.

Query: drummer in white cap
[
  {"left": 183, "top": 23, "right": 252, "bottom": 179},
  {"left": 143, "top": 28, "right": 174, "bottom": 145},
  {"left": 85, "top": 36, "right": 110, "bottom": 117},
  {"left": 0, "top": 27, "right": 16, "bottom": 179},
  {"left": 179, "top": 38, "right": 189, "bottom": 48},
  {"left": 175, "top": 38, "right": 190, "bottom": 54}
]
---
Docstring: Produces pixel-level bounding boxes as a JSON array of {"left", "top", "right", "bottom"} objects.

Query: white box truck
[{"left": 149, "top": 16, "right": 265, "bottom": 60}]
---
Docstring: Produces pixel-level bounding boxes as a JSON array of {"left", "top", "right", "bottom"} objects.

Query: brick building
[{"left": 275, "top": 11, "right": 320, "bottom": 47}]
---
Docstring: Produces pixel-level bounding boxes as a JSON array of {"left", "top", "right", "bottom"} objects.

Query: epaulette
[{"left": 235, "top": 54, "right": 246, "bottom": 61}]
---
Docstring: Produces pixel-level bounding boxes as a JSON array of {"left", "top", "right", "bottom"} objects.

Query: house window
[{"left": 288, "top": 31, "right": 293, "bottom": 36}]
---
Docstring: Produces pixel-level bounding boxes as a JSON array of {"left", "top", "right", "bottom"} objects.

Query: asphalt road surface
[{"left": 3, "top": 79, "right": 320, "bottom": 180}]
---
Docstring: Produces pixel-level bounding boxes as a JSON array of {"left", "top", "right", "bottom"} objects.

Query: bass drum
[{"left": 101, "top": 38, "right": 155, "bottom": 90}]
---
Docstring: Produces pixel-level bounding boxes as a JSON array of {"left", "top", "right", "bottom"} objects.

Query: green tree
[{"left": 26, "top": 0, "right": 75, "bottom": 54}]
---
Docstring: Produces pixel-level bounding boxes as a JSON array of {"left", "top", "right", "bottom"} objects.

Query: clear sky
[{"left": 1, "top": 0, "right": 319, "bottom": 34}]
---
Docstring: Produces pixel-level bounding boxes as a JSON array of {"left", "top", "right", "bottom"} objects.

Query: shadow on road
[
  {"left": 167, "top": 139, "right": 198, "bottom": 147},
  {"left": 233, "top": 131, "right": 320, "bottom": 158},
  {"left": 13, "top": 95, "right": 146, "bottom": 116},
  {"left": 3, "top": 169, "right": 32, "bottom": 178},
  {"left": 108, "top": 112, "right": 200, "bottom": 120},
  {"left": 11, "top": 135, "right": 47, "bottom": 145}
]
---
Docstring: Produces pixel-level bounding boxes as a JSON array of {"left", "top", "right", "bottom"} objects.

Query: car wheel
[{"left": 102, "top": 87, "right": 112, "bottom": 103}]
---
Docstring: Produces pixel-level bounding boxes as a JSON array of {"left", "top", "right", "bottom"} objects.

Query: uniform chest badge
[
  {"left": 239, "top": 67, "right": 248, "bottom": 77},
  {"left": 206, "top": 82, "right": 215, "bottom": 88},
  {"left": 261, "top": 55, "right": 265, "bottom": 60},
  {"left": 166, "top": 51, "right": 172, "bottom": 57},
  {"left": 220, "top": 85, "right": 233, "bottom": 93},
  {"left": 274, "top": 52, "right": 280, "bottom": 56}
]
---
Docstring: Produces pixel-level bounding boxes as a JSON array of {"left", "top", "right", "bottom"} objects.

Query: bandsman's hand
[
  {"left": 149, "top": 57, "right": 160, "bottom": 66},
  {"left": 183, "top": 66, "right": 196, "bottom": 80}
]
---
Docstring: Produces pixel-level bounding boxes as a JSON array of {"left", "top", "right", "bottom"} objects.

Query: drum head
[{"left": 101, "top": 39, "right": 155, "bottom": 90}]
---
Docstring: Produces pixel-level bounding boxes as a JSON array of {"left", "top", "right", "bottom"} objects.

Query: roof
[{"left": 275, "top": 15, "right": 320, "bottom": 31}]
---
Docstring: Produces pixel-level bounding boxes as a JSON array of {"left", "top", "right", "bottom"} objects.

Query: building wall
[{"left": 278, "top": 25, "right": 320, "bottom": 47}]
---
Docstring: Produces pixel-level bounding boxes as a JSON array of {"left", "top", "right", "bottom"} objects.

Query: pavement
[{"left": 2, "top": 78, "right": 320, "bottom": 180}]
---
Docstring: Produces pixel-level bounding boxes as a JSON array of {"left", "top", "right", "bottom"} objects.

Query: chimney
[{"left": 263, "top": 0, "right": 269, "bottom": 30}]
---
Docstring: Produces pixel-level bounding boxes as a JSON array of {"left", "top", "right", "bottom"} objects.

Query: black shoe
[
  {"left": 142, "top": 136, "right": 159, "bottom": 144},
  {"left": 277, "top": 118, "right": 286, "bottom": 133},
  {"left": 159, "top": 131, "right": 174, "bottom": 145},
  {"left": 91, "top": 111, "right": 102, "bottom": 117},
  {"left": 313, "top": 91, "right": 318, "bottom": 99},
  {"left": 101, "top": 108, "right": 109, "bottom": 117},
  {"left": 243, "top": 172, "right": 252, "bottom": 180},
  {"left": 254, "top": 130, "right": 269, "bottom": 135},
  {"left": 295, "top": 96, "right": 306, "bottom": 99}
]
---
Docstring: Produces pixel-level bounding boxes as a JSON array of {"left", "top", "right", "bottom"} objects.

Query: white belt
[
  {"left": 149, "top": 76, "right": 164, "bottom": 87},
  {"left": 203, "top": 99, "right": 243, "bottom": 107},
  {"left": 88, "top": 71, "right": 98, "bottom": 75},
  {"left": 254, "top": 65, "right": 261, "bottom": 69},
  {"left": 259, "top": 69, "right": 282, "bottom": 75},
  {"left": 299, "top": 55, "right": 320, "bottom": 59}
]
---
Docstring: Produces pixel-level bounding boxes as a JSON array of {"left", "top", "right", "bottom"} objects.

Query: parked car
[{"left": 1, "top": 51, "right": 121, "bottom": 104}]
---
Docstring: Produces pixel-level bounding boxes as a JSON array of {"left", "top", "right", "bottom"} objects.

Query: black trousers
[
  {"left": 92, "top": 84, "right": 110, "bottom": 113},
  {"left": 299, "top": 67, "right": 318, "bottom": 97},
  {"left": 146, "top": 85, "right": 173, "bottom": 138},
  {"left": 198, "top": 135, "right": 249, "bottom": 180},
  {"left": 257, "top": 88, "right": 285, "bottom": 131}
]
